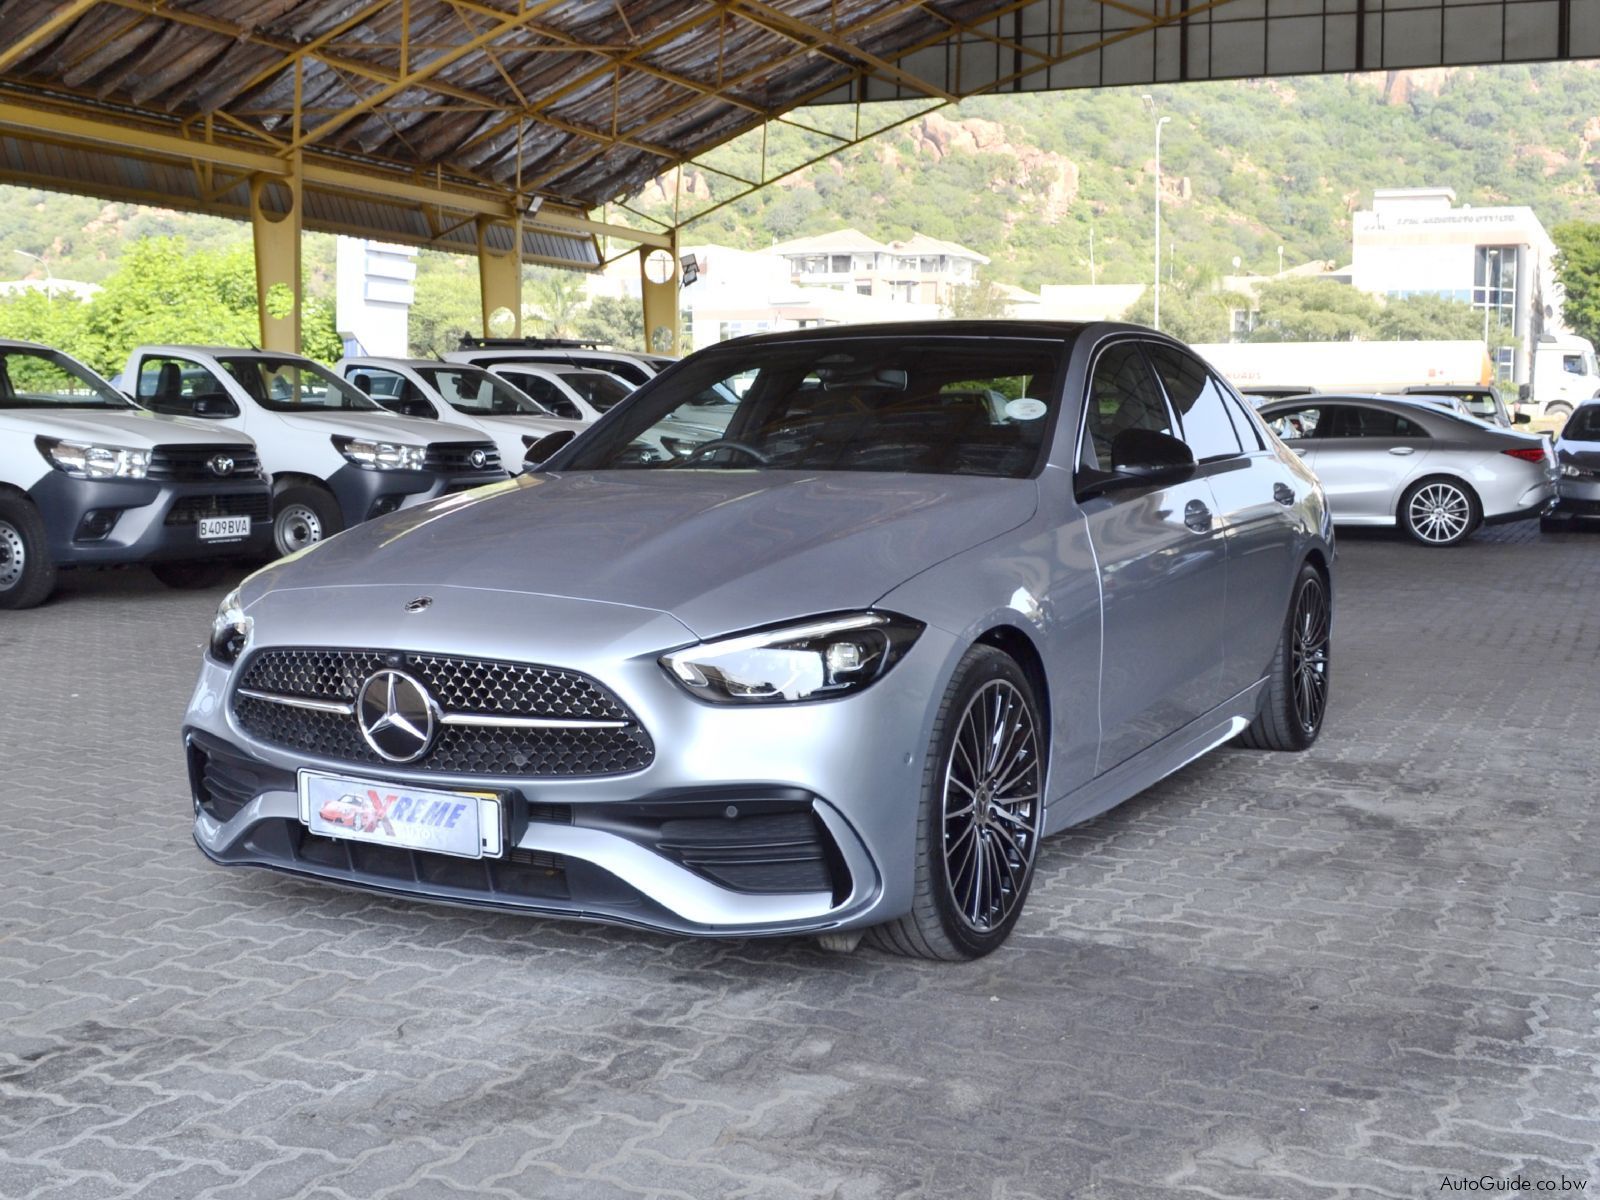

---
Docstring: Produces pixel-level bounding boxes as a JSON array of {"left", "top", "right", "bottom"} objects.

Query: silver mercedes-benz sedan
[
  {"left": 185, "top": 322, "right": 1333, "bottom": 959},
  {"left": 1256, "top": 394, "right": 1555, "bottom": 546}
]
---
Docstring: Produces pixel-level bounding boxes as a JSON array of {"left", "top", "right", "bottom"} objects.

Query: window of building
[{"left": 1474, "top": 245, "right": 1518, "bottom": 333}]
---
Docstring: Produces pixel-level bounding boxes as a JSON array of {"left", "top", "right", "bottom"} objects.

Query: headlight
[
  {"left": 332, "top": 436, "right": 426, "bottom": 470},
  {"left": 36, "top": 437, "right": 149, "bottom": 479},
  {"left": 1561, "top": 462, "right": 1583, "bottom": 477},
  {"left": 209, "top": 587, "right": 252, "bottom": 664},
  {"left": 661, "top": 612, "right": 923, "bottom": 704}
]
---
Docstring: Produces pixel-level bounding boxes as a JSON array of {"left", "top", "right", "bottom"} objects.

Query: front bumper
[
  {"left": 29, "top": 472, "right": 272, "bottom": 565},
  {"left": 326, "top": 464, "right": 508, "bottom": 526},
  {"left": 182, "top": 606, "right": 962, "bottom": 937}
]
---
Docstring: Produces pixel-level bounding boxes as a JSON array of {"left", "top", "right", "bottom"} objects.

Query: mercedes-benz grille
[{"left": 231, "top": 648, "right": 653, "bottom": 776}]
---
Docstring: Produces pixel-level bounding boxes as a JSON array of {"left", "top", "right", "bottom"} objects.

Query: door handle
[
  {"left": 1388, "top": 446, "right": 1415, "bottom": 456},
  {"left": 1184, "top": 499, "right": 1212, "bottom": 533},
  {"left": 1273, "top": 482, "right": 1295, "bottom": 506}
]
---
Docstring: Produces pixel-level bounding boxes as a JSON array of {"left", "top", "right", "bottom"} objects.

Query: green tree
[
  {"left": 524, "top": 268, "right": 586, "bottom": 338},
  {"left": 574, "top": 295, "right": 645, "bottom": 351},
  {"left": 1372, "top": 291, "right": 1517, "bottom": 356},
  {"left": 1249, "top": 278, "right": 1380, "bottom": 342},
  {"left": 409, "top": 263, "right": 481, "bottom": 357},
  {"left": 1553, "top": 222, "right": 1600, "bottom": 348},
  {"left": 943, "top": 274, "right": 1011, "bottom": 319},
  {"left": 1123, "top": 269, "right": 1248, "bottom": 343}
]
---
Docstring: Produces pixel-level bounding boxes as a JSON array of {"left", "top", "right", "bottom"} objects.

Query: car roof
[
  {"left": 342, "top": 356, "right": 458, "bottom": 370},
  {"left": 719, "top": 319, "right": 1095, "bottom": 350},
  {"left": 134, "top": 345, "right": 303, "bottom": 359},
  {"left": 1402, "top": 384, "right": 1491, "bottom": 394},
  {"left": 0, "top": 338, "right": 53, "bottom": 352}
]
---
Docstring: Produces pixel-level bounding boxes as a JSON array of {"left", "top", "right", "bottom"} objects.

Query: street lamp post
[
  {"left": 1142, "top": 97, "right": 1171, "bottom": 331},
  {"left": 13, "top": 249, "right": 55, "bottom": 300}
]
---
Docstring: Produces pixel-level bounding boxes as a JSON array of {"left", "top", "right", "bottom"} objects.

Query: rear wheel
[
  {"left": 272, "top": 485, "right": 341, "bottom": 558},
  {"left": 1238, "top": 562, "right": 1330, "bottom": 752},
  {"left": 1547, "top": 402, "right": 1573, "bottom": 421},
  {"left": 0, "top": 494, "right": 56, "bottom": 610},
  {"left": 869, "top": 646, "right": 1045, "bottom": 960},
  {"left": 1399, "top": 476, "right": 1479, "bottom": 547}
]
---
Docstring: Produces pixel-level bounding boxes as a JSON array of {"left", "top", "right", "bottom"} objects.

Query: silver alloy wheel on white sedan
[
  {"left": 942, "top": 678, "right": 1042, "bottom": 934},
  {"left": 273, "top": 503, "right": 324, "bottom": 555},
  {"left": 0, "top": 519, "right": 24, "bottom": 591},
  {"left": 1405, "top": 481, "right": 1473, "bottom": 545}
]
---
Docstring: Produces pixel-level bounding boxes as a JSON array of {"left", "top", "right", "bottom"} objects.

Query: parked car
[
  {"left": 1541, "top": 401, "right": 1600, "bottom": 532},
  {"left": 1257, "top": 394, "right": 1555, "bottom": 546},
  {"left": 123, "top": 346, "right": 507, "bottom": 556},
  {"left": 336, "top": 356, "right": 587, "bottom": 471},
  {"left": 481, "top": 362, "right": 635, "bottom": 425},
  {"left": 0, "top": 338, "right": 270, "bottom": 608},
  {"left": 1398, "top": 384, "right": 1525, "bottom": 429},
  {"left": 444, "top": 336, "right": 674, "bottom": 387},
  {"left": 185, "top": 321, "right": 1333, "bottom": 960},
  {"left": 1238, "top": 385, "right": 1318, "bottom": 405}
]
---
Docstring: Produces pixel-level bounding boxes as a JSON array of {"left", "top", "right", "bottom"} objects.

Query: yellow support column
[
  {"left": 639, "top": 229, "right": 682, "bottom": 356},
  {"left": 249, "top": 154, "right": 302, "bottom": 353},
  {"left": 477, "top": 216, "right": 523, "bottom": 338}
]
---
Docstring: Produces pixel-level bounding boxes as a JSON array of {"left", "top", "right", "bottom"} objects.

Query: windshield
[
  {"left": 217, "top": 356, "right": 379, "bottom": 412},
  {"left": 1563, "top": 405, "right": 1600, "bottom": 441},
  {"left": 561, "top": 337, "right": 1065, "bottom": 478},
  {"left": 556, "top": 369, "right": 632, "bottom": 413},
  {"left": 415, "top": 366, "right": 546, "bottom": 416},
  {"left": 0, "top": 348, "right": 130, "bottom": 410}
]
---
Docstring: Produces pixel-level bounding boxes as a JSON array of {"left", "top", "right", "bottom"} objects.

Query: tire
[
  {"left": 151, "top": 561, "right": 230, "bottom": 590},
  {"left": 1547, "top": 403, "right": 1573, "bottom": 421},
  {"left": 0, "top": 493, "right": 57, "bottom": 610},
  {"left": 868, "top": 645, "right": 1045, "bottom": 961},
  {"left": 271, "top": 485, "right": 341, "bottom": 558},
  {"left": 1237, "top": 562, "right": 1331, "bottom": 752},
  {"left": 1398, "top": 476, "right": 1480, "bottom": 547}
]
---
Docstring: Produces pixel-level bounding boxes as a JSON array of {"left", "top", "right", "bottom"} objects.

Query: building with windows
[
  {"left": 769, "top": 229, "right": 988, "bottom": 305},
  {"left": 1349, "top": 187, "right": 1558, "bottom": 384}
]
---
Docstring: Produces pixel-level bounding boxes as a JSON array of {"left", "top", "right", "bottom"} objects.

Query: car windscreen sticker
[{"left": 1005, "top": 397, "right": 1048, "bottom": 421}]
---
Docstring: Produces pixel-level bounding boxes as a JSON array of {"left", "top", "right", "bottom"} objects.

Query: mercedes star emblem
[
  {"left": 208, "top": 454, "right": 235, "bottom": 477},
  {"left": 356, "top": 670, "right": 438, "bottom": 763},
  {"left": 469, "top": 448, "right": 488, "bottom": 469},
  {"left": 404, "top": 596, "right": 432, "bottom": 613}
]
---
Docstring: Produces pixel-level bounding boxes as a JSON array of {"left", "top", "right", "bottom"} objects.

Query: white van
[
  {"left": 123, "top": 346, "right": 506, "bottom": 556},
  {"left": 335, "top": 357, "right": 587, "bottom": 470},
  {"left": 1, "top": 339, "right": 270, "bottom": 608}
]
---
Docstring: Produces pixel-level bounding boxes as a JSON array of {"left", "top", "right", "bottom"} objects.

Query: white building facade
[{"left": 1350, "top": 187, "right": 1559, "bottom": 385}]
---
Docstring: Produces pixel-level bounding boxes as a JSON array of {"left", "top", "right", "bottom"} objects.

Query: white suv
[
  {"left": 0, "top": 339, "right": 270, "bottom": 608},
  {"left": 335, "top": 357, "right": 586, "bottom": 471},
  {"left": 442, "top": 338, "right": 673, "bottom": 387},
  {"left": 123, "top": 346, "right": 507, "bottom": 555}
]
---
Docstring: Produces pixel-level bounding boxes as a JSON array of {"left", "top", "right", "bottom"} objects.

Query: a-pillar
[
  {"left": 639, "top": 229, "right": 682, "bottom": 356},
  {"left": 476, "top": 216, "right": 522, "bottom": 338},
  {"left": 249, "top": 154, "right": 302, "bottom": 353}
]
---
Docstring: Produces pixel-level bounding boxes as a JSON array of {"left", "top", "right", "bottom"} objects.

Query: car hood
[
  {"left": 0, "top": 407, "right": 254, "bottom": 448},
  {"left": 272, "top": 410, "right": 485, "bottom": 445},
  {"left": 250, "top": 470, "right": 1037, "bottom": 638}
]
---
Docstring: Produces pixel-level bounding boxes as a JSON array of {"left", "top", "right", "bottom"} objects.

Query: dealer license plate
[
  {"left": 298, "top": 770, "right": 504, "bottom": 859},
  {"left": 199, "top": 515, "right": 251, "bottom": 541}
]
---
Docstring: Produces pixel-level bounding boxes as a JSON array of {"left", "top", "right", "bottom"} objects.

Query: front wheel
[
  {"left": 1237, "top": 562, "right": 1331, "bottom": 752},
  {"left": 271, "top": 485, "right": 341, "bottom": 558},
  {"left": 1399, "top": 477, "right": 1479, "bottom": 547},
  {"left": 0, "top": 494, "right": 57, "bottom": 610},
  {"left": 1547, "top": 402, "right": 1573, "bottom": 421},
  {"left": 869, "top": 645, "right": 1045, "bottom": 960}
]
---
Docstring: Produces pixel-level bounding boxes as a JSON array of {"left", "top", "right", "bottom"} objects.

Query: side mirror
[
  {"left": 1515, "top": 411, "right": 1533, "bottom": 425},
  {"left": 1079, "top": 428, "right": 1196, "bottom": 498},
  {"left": 524, "top": 429, "right": 576, "bottom": 470}
]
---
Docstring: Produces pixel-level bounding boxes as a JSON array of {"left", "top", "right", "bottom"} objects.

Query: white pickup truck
[
  {"left": 122, "top": 346, "right": 507, "bottom": 555},
  {"left": 1, "top": 339, "right": 270, "bottom": 608}
]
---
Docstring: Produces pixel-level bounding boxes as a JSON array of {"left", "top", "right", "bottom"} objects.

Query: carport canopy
[{"left": 2, "top": 0, "right": 1596, "bottom": 352}]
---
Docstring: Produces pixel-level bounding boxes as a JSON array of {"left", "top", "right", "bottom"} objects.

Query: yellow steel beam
[{"left": 0, "top": 0, "right": 102, "bottom": 74}]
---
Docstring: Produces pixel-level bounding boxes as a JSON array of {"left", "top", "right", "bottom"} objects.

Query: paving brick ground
[{"left": 2, "top": 522, "right": 1598, "bottom": 1199}]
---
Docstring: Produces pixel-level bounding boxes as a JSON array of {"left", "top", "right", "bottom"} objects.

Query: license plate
[
  {"left": 199, "top": 515, "right": 251, "bottom": 541},
  {"left": 298, "top": 770, "right": 504, "bottom": 859}
]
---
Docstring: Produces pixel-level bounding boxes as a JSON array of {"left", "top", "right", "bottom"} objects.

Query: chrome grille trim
[
  {"left": 438, "top": 712, "right": 630, "bottom": 730},
  {"left": 236, "top": 688, "right": 354, "bottom": 715}
]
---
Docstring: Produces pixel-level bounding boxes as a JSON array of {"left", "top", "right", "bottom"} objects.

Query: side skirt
[{"left": 1042, "top": 679, "right": 1267, "bottom": 836}]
